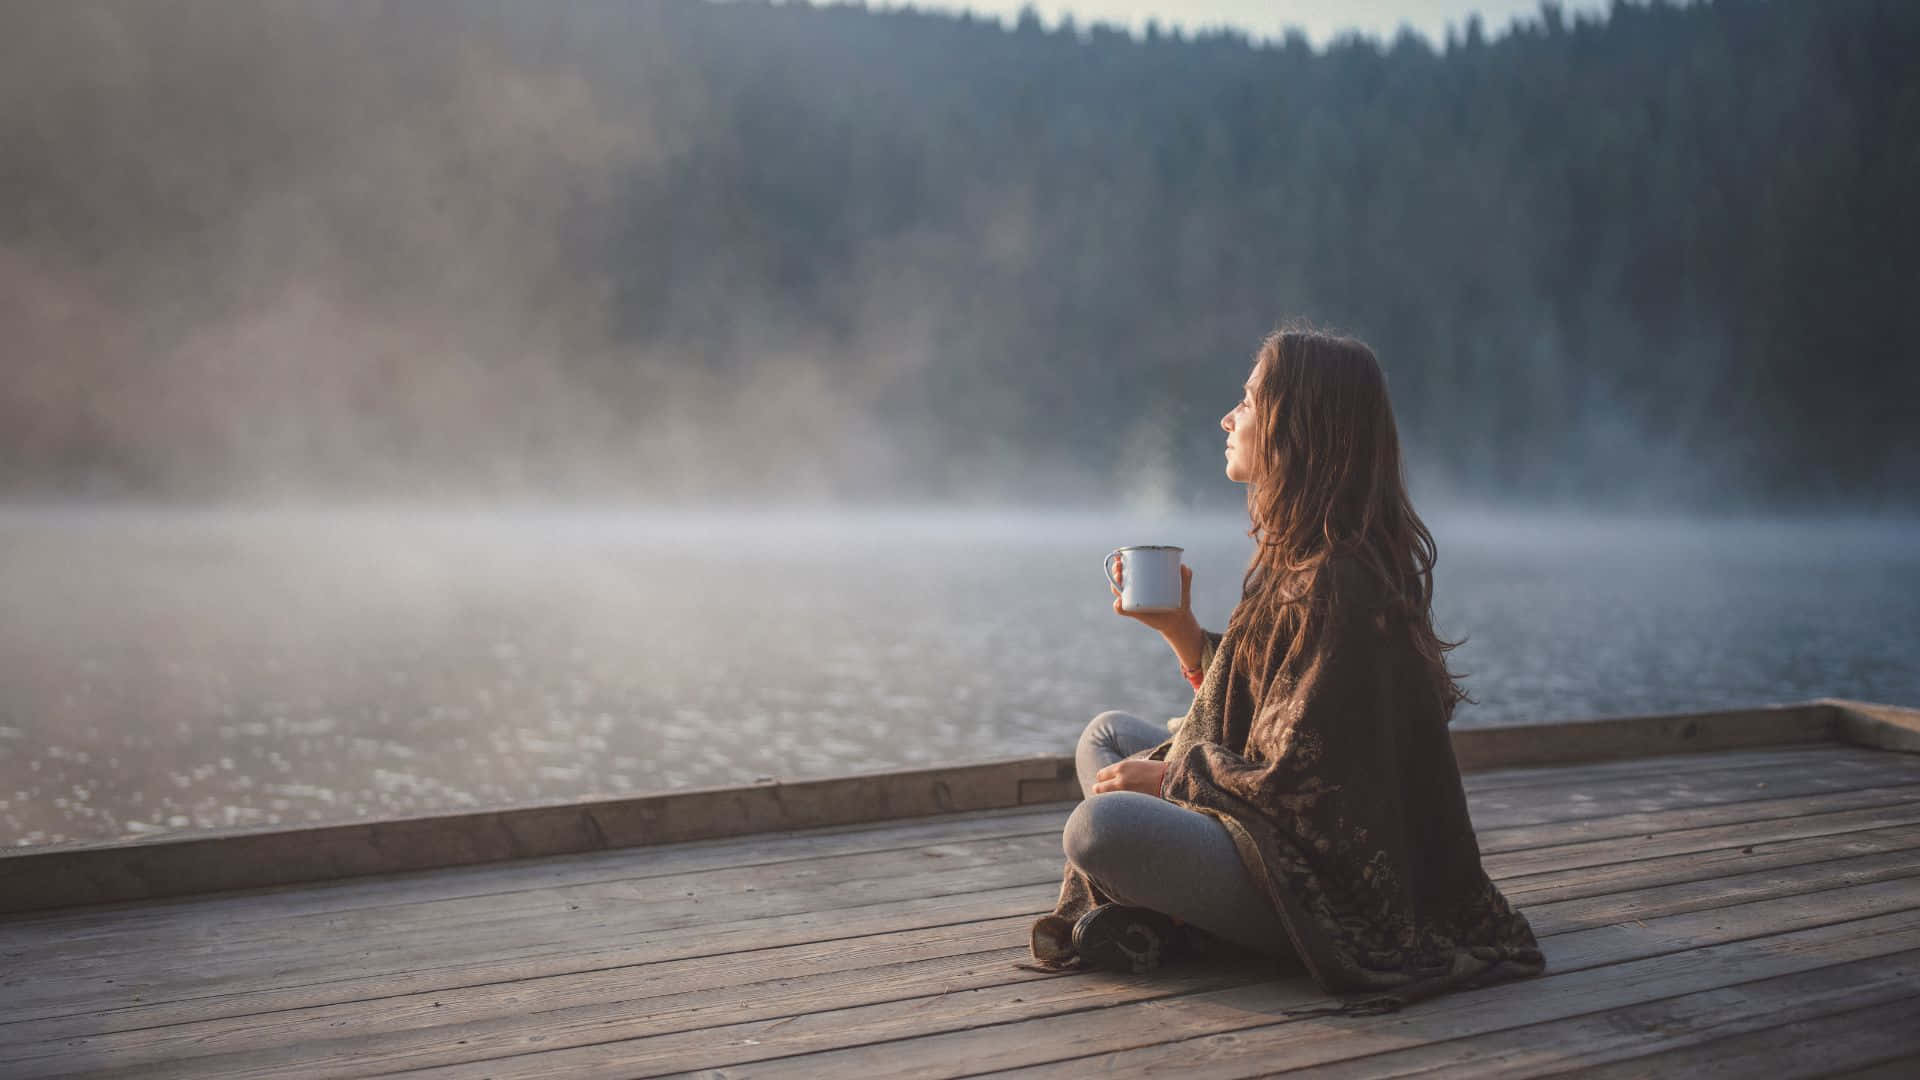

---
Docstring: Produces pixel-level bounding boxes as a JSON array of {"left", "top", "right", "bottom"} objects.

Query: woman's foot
[{"left": 1071, "top": 903, "right": 1191, "bottom": 973}]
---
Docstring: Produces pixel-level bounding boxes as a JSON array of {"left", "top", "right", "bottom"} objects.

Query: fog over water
[{"left": 3, "top": 503, "right": 1915, "bottom": 848}]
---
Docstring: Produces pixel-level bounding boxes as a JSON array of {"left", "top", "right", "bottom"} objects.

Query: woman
[{"left": 1025, "top": 323, "right": 1545, "bottom": 1011}]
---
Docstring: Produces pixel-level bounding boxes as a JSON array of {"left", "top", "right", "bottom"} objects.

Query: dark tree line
[{"left": 3, "top": 0, "right": 1914, "bottom": 508}]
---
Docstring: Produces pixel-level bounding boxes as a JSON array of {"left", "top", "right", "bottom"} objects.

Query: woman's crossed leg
[{"left": 1067, "top": 710, "right": 1297, "bottom": 962}]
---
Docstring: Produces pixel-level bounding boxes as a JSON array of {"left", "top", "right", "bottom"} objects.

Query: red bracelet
[{"left": 1181, "top": 662, "right": 1205, "bottom": 689}]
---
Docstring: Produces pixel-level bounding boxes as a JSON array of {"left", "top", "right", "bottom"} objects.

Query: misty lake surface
[{"left": 2, "top": 503, "right": 1917, "bottom": 848}]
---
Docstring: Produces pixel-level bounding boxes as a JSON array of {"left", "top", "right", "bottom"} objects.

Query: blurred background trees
[{"left": 3, "top": 0, "right": 1913, "bottom": 509}]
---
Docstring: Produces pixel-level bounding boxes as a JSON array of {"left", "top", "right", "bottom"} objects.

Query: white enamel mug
[{"left": 1103, "top": 545, "right": 1184, "bottom": 613}]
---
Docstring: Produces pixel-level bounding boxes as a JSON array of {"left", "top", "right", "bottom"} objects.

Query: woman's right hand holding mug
[
  {"left": 1111, "top": 559, "right": 1206, "bottom": 669},
  {"left": 1110, "top": 557, "right": 1193, "bottom": 631}
]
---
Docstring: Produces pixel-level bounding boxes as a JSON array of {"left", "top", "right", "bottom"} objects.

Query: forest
[{"left": 2, "top": 0, "right": 1914, "bottom": 509}]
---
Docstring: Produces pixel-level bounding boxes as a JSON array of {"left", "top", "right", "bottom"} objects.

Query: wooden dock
[{"left": 2, "top": 698, "right": 1919, "bottom": 1077}]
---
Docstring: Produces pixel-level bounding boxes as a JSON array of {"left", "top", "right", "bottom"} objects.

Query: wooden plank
[
  {"left": 0, "top": 912, "right": 1051, "bottom": 1052},
  {"left": 0, "top": 851, "right": 1070, "bottom": 1008},
  {"left": 1569, "top": 995, "right": 1920, "bottom": 1079},
  {"left": 1465, "top": 758, "right": 1920, "bottom": 831},
  {"left": 1485, "top": 802, "right": 1920, "bottom": 879},
  {"left": 64, "top": 960, "right": 1279, "bottom": 1080},
  {"left": 1477, "top": 783, "right": 1920, "bottom": 854},
  {"left": 0, "top": 932, "right": 1099, "bottom": 1079},
  {"left": 300, "top": 884, "right": 1920, "bottom": 1079},
  {"left": 12, "top": 778, "right": 1920, "bottom": 1030},
  {"left": 0, "top": 831, "right": 1066, "bottom": 976},
  {"left": 1461, "top": 743, "right": 1894, "bottom": 794},
  {"left": 0, "top": 876, "right": 1054, "bottom": 1031},
  {"left": 1180, "top": 950, "right": 1920, "bottom": 1079},
  {"left": 1547, "top": 879, "right": 1920, "bottom": 971},
  {"left": 1498, "top": 822, "right": 1920, "bottom": 906},
  {"left": 0, "top": 755, "right": 1083, "bottom": 915},
  {"left": 1515, "top": 847, "right": 1920, "bottom": 936},
  {"left": 1822, "top": 1055, "right": 1920, "bottom": 1079},
  {"left": 17, "top": 842, "right": 1920, "bottom": 1076},
  {"left": 0, "top": 803, "right": 1073, "bottom": 946}
]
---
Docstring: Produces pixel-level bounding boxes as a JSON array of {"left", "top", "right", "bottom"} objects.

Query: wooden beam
[
  {"left": 1, "top": 699, "right": 1909, "bottom": 914},
  {"left": 1448, "top": 701, "right": 1837, "bottom": 772},
  {"left": 1825, "top": 697, "right": 1920, "bottom": 755}
]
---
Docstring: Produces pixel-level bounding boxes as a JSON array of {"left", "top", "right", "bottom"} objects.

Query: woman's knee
[
  {"left": 1078, "top": 709, "right": 1134, "bottom": 756},
  {"left": 1062, "top": 791, "right": 1152, "bottom": 877}
]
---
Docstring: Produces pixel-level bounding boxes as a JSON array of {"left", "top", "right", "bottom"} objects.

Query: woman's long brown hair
[{"left": 1228, "top": 320, "right": 1471, "bottom": 719}]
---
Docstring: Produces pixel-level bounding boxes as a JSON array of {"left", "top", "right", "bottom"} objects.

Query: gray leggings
[{"left": 1066, "top": 709, "right": 1297, "bottom": 961}]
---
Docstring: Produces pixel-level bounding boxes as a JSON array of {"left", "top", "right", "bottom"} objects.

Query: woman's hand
[
  {"left": 1112, "top": 558, "right": 1207, "bottom": 669},
  {"left": 1093, "top": 757, "right": 1170, "bottom": 797},
  {"left": 1110, "top": 558, "right": 1196, "bottom": 636}
]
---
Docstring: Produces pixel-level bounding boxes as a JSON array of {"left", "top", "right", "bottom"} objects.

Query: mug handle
[{"left": 1103, "top": 548, "right": 1124, "bottom": 592}]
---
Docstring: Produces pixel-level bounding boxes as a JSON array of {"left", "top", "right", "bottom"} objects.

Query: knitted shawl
[{"left": 1027, "top": 556, "right": 1545, "bottom": 1011}]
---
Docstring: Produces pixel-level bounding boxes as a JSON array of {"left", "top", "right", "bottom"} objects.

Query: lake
[{"left": 3, "top": 503, "right": 1916, "bottom": 848}]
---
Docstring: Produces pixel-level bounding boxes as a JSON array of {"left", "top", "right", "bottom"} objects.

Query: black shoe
[{"left": 1071, "top": 904, "right": 1190, "bottom": 973}]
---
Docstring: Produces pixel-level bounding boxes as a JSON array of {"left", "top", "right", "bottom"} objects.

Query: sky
[{"left": 867, "top": 0, "right": 1620, "bottom": 47}]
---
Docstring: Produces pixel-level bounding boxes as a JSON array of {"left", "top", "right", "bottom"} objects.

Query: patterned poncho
[{"left": 1028, "top": 556, "right": 1545, "bottom": 1010}]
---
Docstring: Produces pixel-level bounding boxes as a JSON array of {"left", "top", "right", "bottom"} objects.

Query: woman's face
[{"left": 1220, "top": 369, "right": 1258, "bottom": 484}]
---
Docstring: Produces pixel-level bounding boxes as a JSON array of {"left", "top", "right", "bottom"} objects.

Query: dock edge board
[{"left": 1, "top": 698, "right": 1915, "bottom": 915}]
